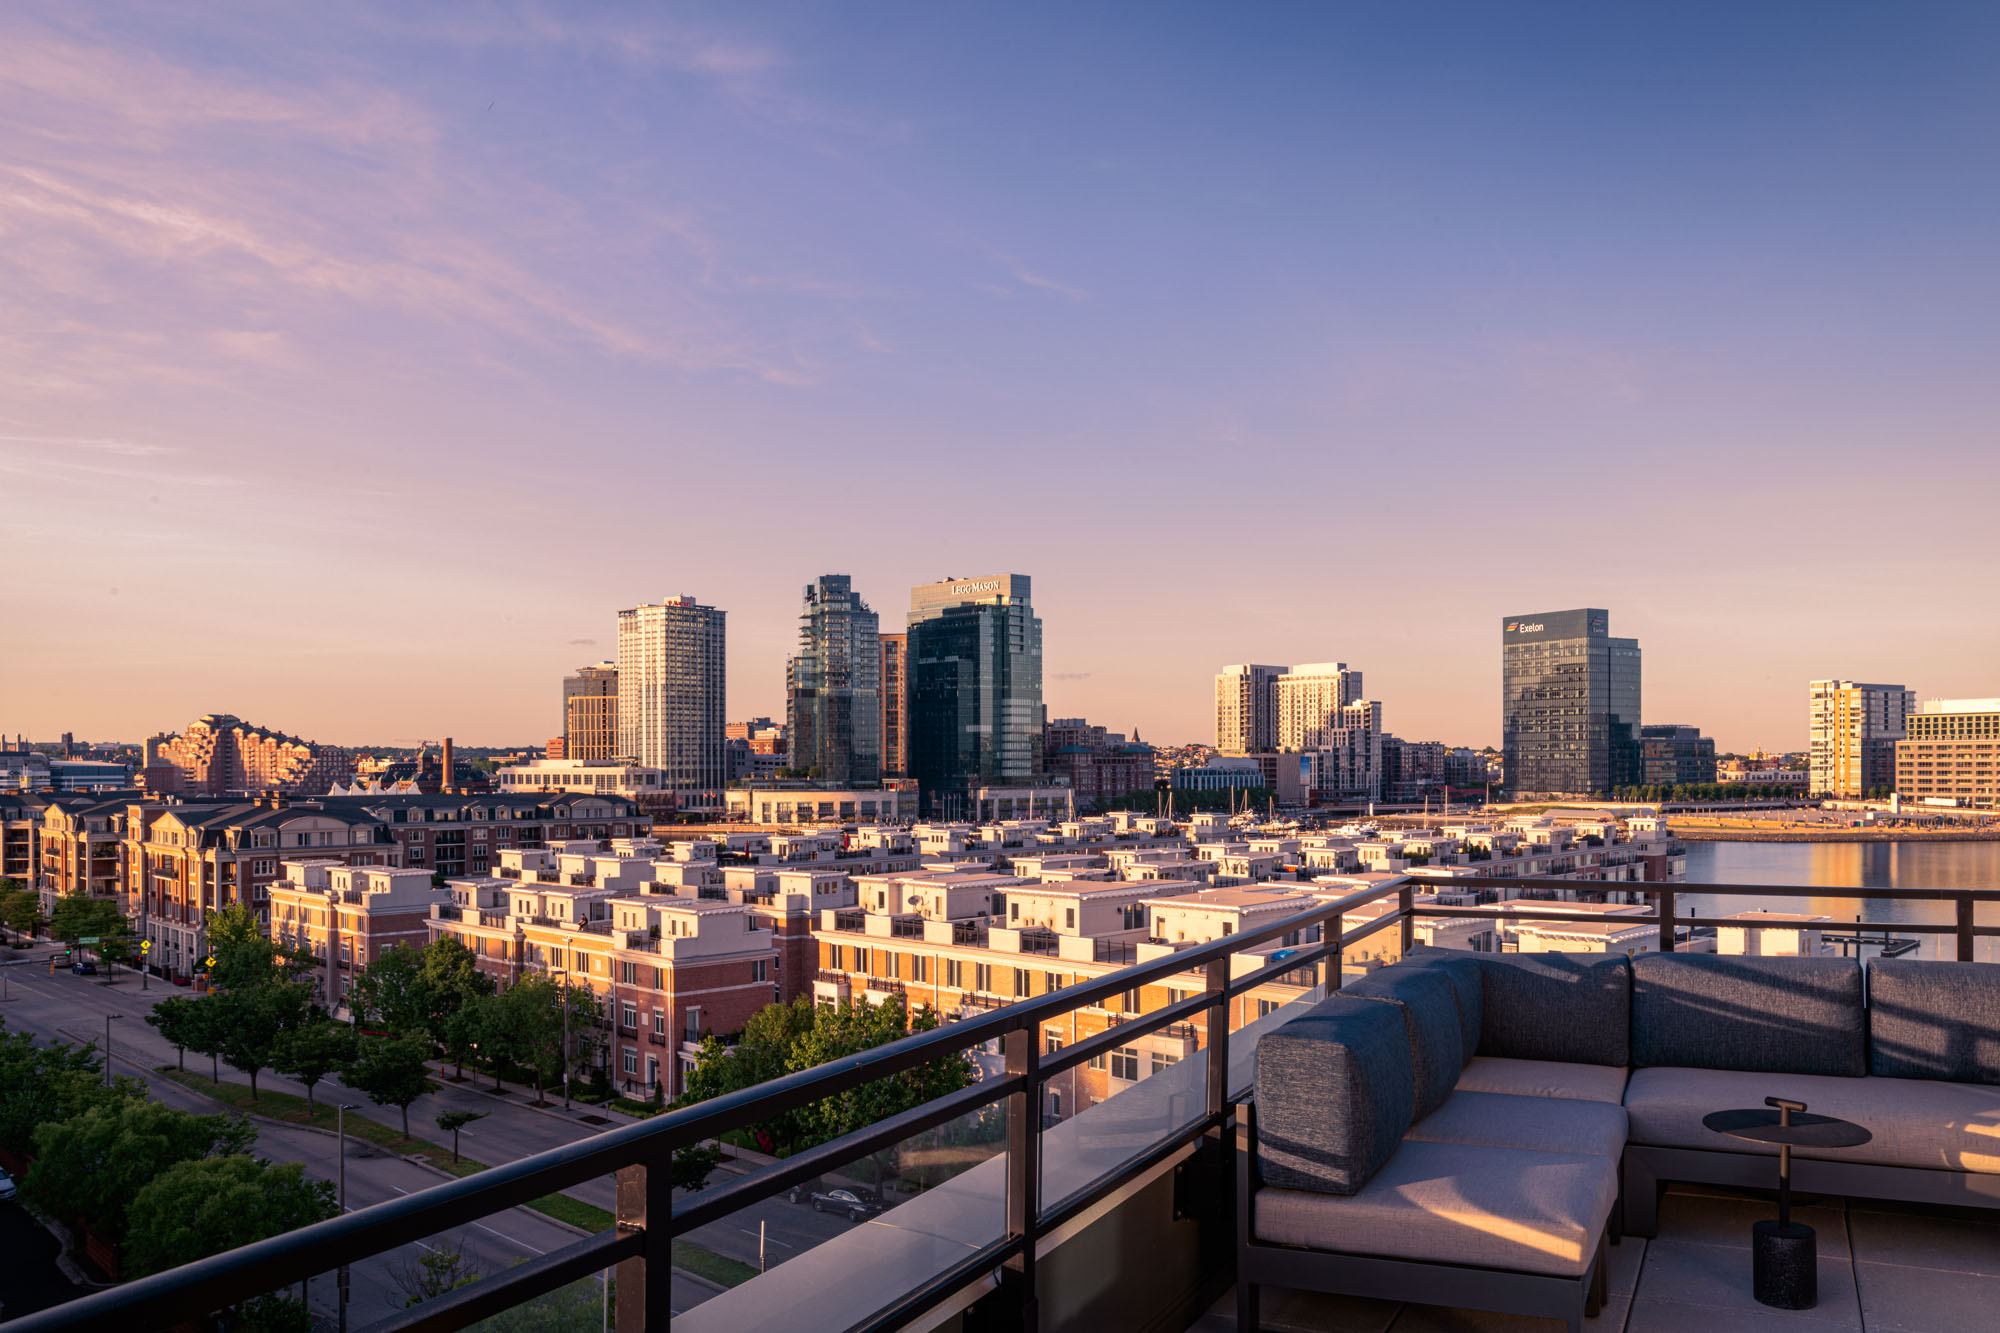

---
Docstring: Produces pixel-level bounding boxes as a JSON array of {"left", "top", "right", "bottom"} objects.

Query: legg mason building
[{"left": 1501, "top": 608, "right": 1642, "bottom": 800}]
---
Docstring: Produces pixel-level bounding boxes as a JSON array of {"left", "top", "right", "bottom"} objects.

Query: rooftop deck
[{"left": 1195, "top": 1183, "right": 2000, "bottom": 1332}]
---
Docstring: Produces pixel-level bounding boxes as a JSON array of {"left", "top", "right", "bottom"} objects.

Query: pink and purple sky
[{"left": 4, "top": 4, "right": 1998, "bottom": 752}]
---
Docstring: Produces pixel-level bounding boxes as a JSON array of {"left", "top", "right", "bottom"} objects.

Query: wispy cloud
[
  {"left": 567, "top": 638, "right": 597, "bottom": 646},
  {"left": 1010, "top": 265, "right": 1091, "bottom": 302}
]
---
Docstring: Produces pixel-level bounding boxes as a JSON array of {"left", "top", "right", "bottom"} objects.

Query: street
[{"left": 0, "top": 940, "right": 870, "bottom": 1319}]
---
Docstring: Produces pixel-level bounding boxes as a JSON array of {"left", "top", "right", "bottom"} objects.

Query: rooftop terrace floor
[{"left": 1195, "top": 1183, "right": 2000, "bottom": 1333}]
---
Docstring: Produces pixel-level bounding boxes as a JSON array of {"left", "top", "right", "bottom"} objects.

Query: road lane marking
[
  {"left": 737, "top": 1227, "right": 793, "bottom": 1249},
  {"left": 474, "top": 1221, "right": 544, "bottom": 1254}
]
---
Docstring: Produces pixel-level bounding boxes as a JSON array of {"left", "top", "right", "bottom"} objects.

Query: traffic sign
[
  {"left": 141, "top": 940, "right": 151, "bottom": 953},
  {"left": 79, "top": 936, "right": 100, "bottom": 945},
  {"left": 204, "top": 955, "right": 216, "bottom": 968}
]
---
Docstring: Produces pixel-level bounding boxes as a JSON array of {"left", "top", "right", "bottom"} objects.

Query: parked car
[
  {"left": 810, "top": 1188, "right": 880, "bottom": 1223},
  {"left": 0, "top": 1167, "right": 18, "bottom": 1202},
  {"left": 70, "top": 961, "right": 97, "bottom": 976},
  {"left": 785, "top": 1179, "right": 883, "bottom": 1208}
]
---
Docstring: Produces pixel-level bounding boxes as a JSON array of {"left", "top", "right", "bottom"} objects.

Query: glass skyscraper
[
  {"left": 786, "top": 574, "right": 882, "bottom": 785},
  {"left": 1501, "top": 608, "right": 1641, "bottom": 798},
  {"left": 906, "top": 574, "right": 1043, "bottom": 817}
]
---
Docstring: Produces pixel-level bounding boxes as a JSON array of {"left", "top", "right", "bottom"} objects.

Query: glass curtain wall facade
[
  {"left": 786, "top": 575, "right": 883, "bottom": 785},
  {"left": 1501, "top": 608, "right": 1642, "bottom": 798},
  {"left": 906, "top": 574, "right": 1044, "bottom": 817}
]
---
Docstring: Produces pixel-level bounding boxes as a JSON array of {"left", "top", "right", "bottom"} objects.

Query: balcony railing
[{"left": 21, "top": 877, "right": 2000, "bottom": 1333}]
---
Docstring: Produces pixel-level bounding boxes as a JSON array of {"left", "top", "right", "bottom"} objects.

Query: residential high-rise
[
  {"left": 1274, "top": 663, "right": 1366, "bottom": 749},
  {"left": 1215, "top": 664, "right": 1286, "bottom": 754},
  {"left": 562, "top": 663, "right": 619, "bottom": 762},
  {"left": 906, "top": 574, "right": 1043, "bottom": 816},
  {"left": 880, "top": 633, "right": 908, "bottom": 777},
  {"left": 786, "top": 575, "right": 883, "bottom": 785},
  {"left": 616, "top": 595, "right": 727, "bottom": 792},
  {"left": 149, "top": 713, "right": 354, "bottom": 797},
  {"left": 1896, "top": 698, "right": 2000, "bottom": 809},
  {"left": 1809, "top": 680, "right": 1913, "bottom": 798},
  {"left": 1501, "top": 609, "right": 1642, "bottom": 798}
]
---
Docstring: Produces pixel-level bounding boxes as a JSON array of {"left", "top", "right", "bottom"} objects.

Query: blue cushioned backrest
[
  {"left": 1631, "top": 953, "right": 1864, "bottom": 1077},
  {"left": 1254, "top": 994, "right": 1413, "bottom": 1195},
  {"left": 1341, "top": 965, "right": 1464, "bottom": 1118},
  {"left": 1452, "top": 951, "right": 1631, "bottom": 1067},
  {"left": 1867, "top": 958, "right": 2000, "bottom": 1085},
  {"left": 1398, "top": 952, "right": 1484, "bottom": 1065}
]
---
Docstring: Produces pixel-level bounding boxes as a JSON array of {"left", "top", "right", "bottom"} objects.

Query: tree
[
  {"left": 489, "top": 975, "right": 566, "bottom": 1104},
  {"left": 273, "top": 1018, "right": 358, "bottom": 1113},
  {"left": 0, "top": 882, "right": 44, "bottom": 939},
  {"left": 48, "top": 891, "right": 128, "bottom": 952},
  {"left": 435, "top": 1109, "right": 486, "bottom": 1163},
  {"left": 346, "top": 944, "right": 433, "bottom": 1035},
  {"left": 438, "top": 1005, "right": 482, "bottom": 1082},
  {"left": 123, "top": 1155, "right": 337, "bottom": 1278},
  {"left": 672, "top": 1143, "right": 724, "bottom": 1193},
  {"left": 344, "top": 1031, "right": 433, "bottom": 1136},
  {"left": 26, "top": 1100, "right": 254, "bottom": 1243},
  {"left": 146, "top": 995, "right": 203, "bottom": 1072},
  {"left": 212, "top": 980, "right": 313, "bottom": 1099},
  {"left": 389, "top": 1238, "right": 481, "bottom": 1307},
  {"left": 0, "top": 1027, "right": 134, "bottom": 1159},
  {"left": 206, "top": 904, "right": 311, "bottom": 990}
]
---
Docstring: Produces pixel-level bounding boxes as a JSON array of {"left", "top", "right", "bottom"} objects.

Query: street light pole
[
  {"left": 104, "top": 1013, "right": 121, "bottom": 1087},
  {"left": 337, "top": 1103, "right": 356, "bottom": 1333}
]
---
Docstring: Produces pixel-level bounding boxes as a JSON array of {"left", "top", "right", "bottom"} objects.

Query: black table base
[{"left": 1753, "top": 1219, "right": 1817, "bottom": 1309}]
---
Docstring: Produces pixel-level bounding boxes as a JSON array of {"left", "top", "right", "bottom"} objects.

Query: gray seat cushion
[
  {"left": 1341, "top": 965, "right": 1465, "bottom": 1119},
  {"left": 1455, "top": 1056, "right": 1630, "bottom": 1106},
  {"left": 1255, "top": 995, "right": 1414, "bottom": 1195},
  {"left": 1624, "top": 1066, "right": 2000, "bottom": 1173},
  {"left": 1255, "top": 1140, "right": 1618, "bottom": 1276},
  {"left": 1442, "top": 951, "right": 1630, "bottom": 1066},
  {"left": 1399, "top": 952, "right": 1484, "bottom": 1063},
  {"left": 1407, "top": 1090, "right": 1628, "bottom": 1159},
  {"left": 1631, "top": 954, "right": 1864, "bottom": 1077},
  {"left": 1868, "top": 959, "right": 2000, "bottom": 1084}
]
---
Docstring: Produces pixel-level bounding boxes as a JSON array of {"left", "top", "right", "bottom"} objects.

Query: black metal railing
[{"left": 19, "top": 877, "right": 2000, "bottom": 1333}]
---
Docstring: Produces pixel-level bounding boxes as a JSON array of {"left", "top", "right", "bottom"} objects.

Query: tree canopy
[
  {"left": 211, "top": 978, "right": 314, "bottom": 1099},
  {"left": 343, "top": 1030, "right": 434, "bottom": 1136},
  {"left": 0, "top": 1026, "right": 137, "bottom": 1159},
  {"left": 49, "top": 891, "right": 129, "bottom": 946},
  {"left": 272, "top": 1018, "right": 358, "bottom": 1112},
  {"left": 27, "top": 1100, "right": 254, "bottom": 1242},
  {"left": 124, "top": 1155, "right": 337, "bottom": 1278}
]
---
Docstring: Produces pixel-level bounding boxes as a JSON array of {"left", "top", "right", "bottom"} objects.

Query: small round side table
[{"left": 1702, "top": 1097, "right": 1871, "bottom": 1310}]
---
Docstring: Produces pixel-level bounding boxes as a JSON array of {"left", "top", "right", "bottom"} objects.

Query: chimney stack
[{"left": 442, "top": 737, "right": 454, "bottom": 794}]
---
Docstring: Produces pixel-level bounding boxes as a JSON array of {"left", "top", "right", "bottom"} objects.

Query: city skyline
[{"left": 6, "top": 5, "right": 2000, "bottom": 749}]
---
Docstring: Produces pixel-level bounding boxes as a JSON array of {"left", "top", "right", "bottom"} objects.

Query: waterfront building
[
  {"left": 786, "top": 575, "right": 883, "bottom": 785},
  {"left": 617, "top": 594, "right": 727, "bottom": 792},
  {"left": 880, "top": 633, "right": 908, "bottom": 777},
  {"left": 562, "top": 663, "right": 619, "bottom": 762},
  {"left": 1214, "top": 665, "right": 1286, "bottom": 754},
  {"left": 144, "top": 714, "right": 354, "bottom": 797},
  {"left": 1895, "top": 697, "right": 2000, "bottom": 809},
  {"left": 494, "top": 758, "right": 672, "bottom": 806},
  {"left": 1501, "top": 608, "right": 1642, "bottom": 798},
  {"left": 1639, "top": 724, "right": 1718, "bottom": 787},
  {"left": 1809, "top": 679, "right": 1913, "bottom": 797},
  {"left": 906, "top": 574, "right": 1044, "bottom": 817},
  {"left": 723, "top": 785, "right": 909, "bottom": 825},
  {"left": 1044, "top": 718, "right": 1155, "bottom": 810}
]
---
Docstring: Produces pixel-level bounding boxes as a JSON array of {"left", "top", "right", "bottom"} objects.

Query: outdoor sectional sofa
[{"left": 1236, "top": 946, "right": 2000, "bottom": 1332}]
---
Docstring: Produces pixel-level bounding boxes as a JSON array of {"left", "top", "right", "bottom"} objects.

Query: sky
[{"left": 4, "top": 2, "right": 1999, "bottom": 753}]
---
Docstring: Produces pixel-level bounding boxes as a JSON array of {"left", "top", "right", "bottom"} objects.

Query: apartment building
[
  {"left": 0, "top": 792, "right": 46, "bottom": 887},
  {"left": 37, "top": 792, "right": 133, "bottom": 911},
  {"left": 267, "top": 861, "right": 449, "bottom": 1006},
  {"left": 617, "top": 595, "right": 728, "bottom": 792},
  {"left": 1809, "top": 679, "right": 1913, "bottom": 797},
  {"left": 722, "top": 786, "right": 909, "bottom": 825},
  {"left": 1895, "top": 698, "right": 2000, "bottom": 809},
  {"left": 880, "top": 634, "right": 908, "bottom": 778},
  {"left": 145, "top": 714, "right": 354, "bottom": 797},
  {"left": 428, "top": 844, "right": 782, "bottom": 1097},
  {"left": 1214, "top": 665, "right": 1286, "bottom": 754},
  {"left": 1639, "top": 724, "right": 1718, "bottom": 787},
  {"left": 562, "top": 664, "right": 619, "bottom": 762}
]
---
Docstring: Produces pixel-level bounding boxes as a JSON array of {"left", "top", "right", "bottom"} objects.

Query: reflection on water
[{"left": 1682, "top": 840, "right": 2000, "bottom": 962}]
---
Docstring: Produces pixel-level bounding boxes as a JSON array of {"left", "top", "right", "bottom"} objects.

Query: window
[
  {"left": 1110, "top": 1048, "right": 1140, "bottom": 1081},
  {"left": 945, "top": 959, "right": 963, "bottom": 989},
  {"left": 912, "top": 955, "right": 929, "bottom": 983},
  {"left": 854, "top": 947, "right": 870, "bottom": 977},
  {"left": 751, "top": 959, "right": 768, "bottom": 983},
  {"left": 1045, "top": 1029, "right": 1064, "bottom": 1055},
  {"left": 828, "top": 944, "right": 844, "bottom": 972},
  {"left": 1012, "top": 967, "right": 1030, "bottom": 997},
  {"left": 1256, "top": 998, "right": 1280, "bottom": 1019},
  {"left": 1010, "top": 901, "right": 1019, "bottom": 921},
  {"left": 1151, "top": 1051, "right": 1180, "bottom": 1076},
  {"left": 652, "top": 1010, "right": 666, "bottom": 1035},
  {"left": 974, "top": 963, "right": 993, "bottom": 993},
  {"left": 1120, "top": 987, "right": 1141, "bottom": 1013},
  {"left": 1065, "top": 907, "right": 1075, "bottom": 929},
  {"left": 621, "top": 1048, "right": 638, "bottom": 1075},
  {"left": 621, "top": 1002, "right": 638, "bottom": 1030},
  {"left": 684, "top": 1009, "right": 701, "bottom": 1042}
]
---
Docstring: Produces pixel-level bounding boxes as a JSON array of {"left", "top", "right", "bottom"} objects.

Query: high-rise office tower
[
  {"left": 616, "top": 595, "right": 727, "bottom": 791},
  {"left": 786, "top": 575, "right": 883, "bottom": 785},
  {"left": 1501, "top": 609, "right": 1641, "bottom": 798},
  {"left": 906, "top": 574, "right": 1043, "bottom": 816},
  {"left": 562, "top": 663, "right": 619, "bottom": 762},
  {"left": 1809, "top": 680, "right": 1913, "bottom": 798},
  {"left": 1215, "top": 664, "right": 1286, "bottom": 754},
  {"left": 880, "top": 633, "right": 908, "bottom": 778}
]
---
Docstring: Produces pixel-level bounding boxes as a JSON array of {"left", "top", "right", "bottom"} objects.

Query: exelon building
[
  {"left": 1501, "top": 608, "right": 1642, "bottom": 799},
  {"left": 906, "top": 574, "right": 1044, "bottom": 817}
]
